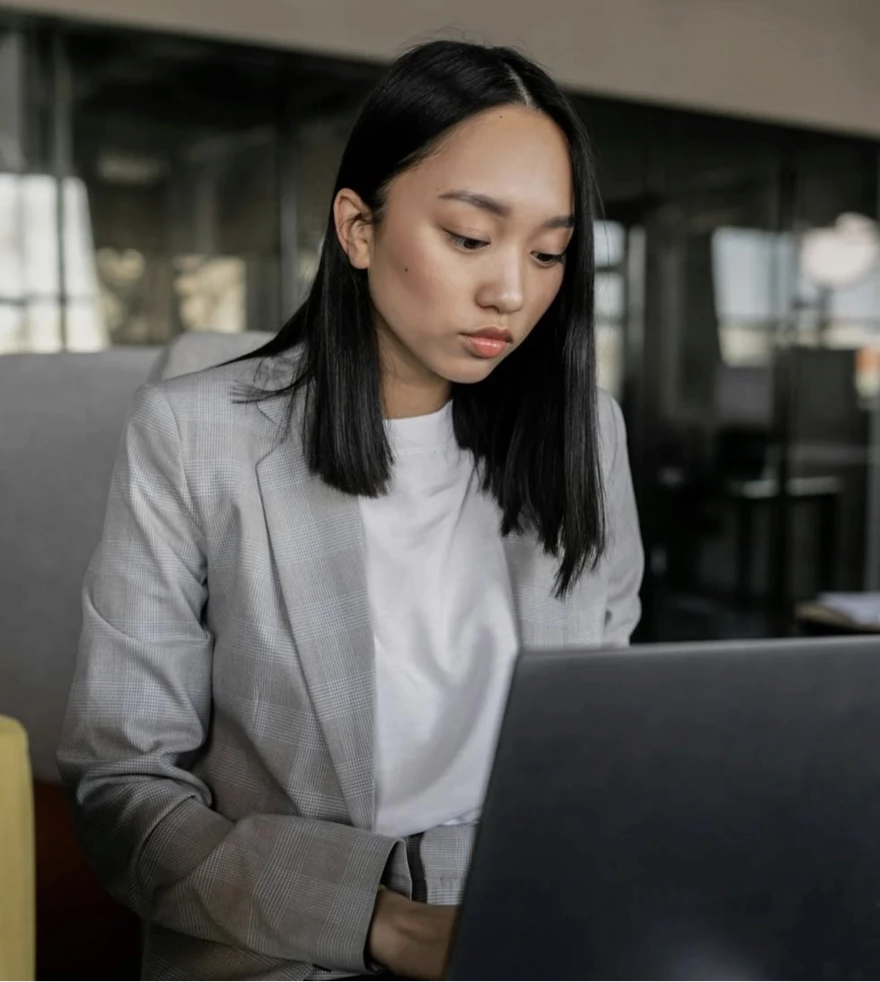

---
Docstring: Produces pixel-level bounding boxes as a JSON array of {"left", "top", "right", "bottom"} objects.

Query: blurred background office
[
  {"left": 2, "top": 0, "right": 880, "bottom": 644},
  {"left": 2, "top": 3, "right": 880, "bottom": 979}
]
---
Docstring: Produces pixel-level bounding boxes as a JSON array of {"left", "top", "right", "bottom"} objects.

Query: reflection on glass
[
  {"left": 595, "top": 271, "right": 623, "bottom": 320},
  {"left": 801, "top": 214, "right": 879, "bottom": 290},
  {"left": 66, "top": 301, "right": 106, "bottom": 351},
  {"left": 22, "top": 300, "right": 62, "bottom": 352},
  {"left": 717, "top": 327, "right": 773, "bottom": 367},
  {"left": 821, "top": 324, "right": 880, "bottom": 347},
  {"left": 713, "top": 222, "right": 880, "bottom": 375},
  {"left": 0, "top": 167, "right": 254, "bottom": 350},
  {"left": 0, "top": 176, "right": 23, "bottom": 296},
  {"left": 857, "top": 347, "right": 880, "bottom": 402},
  {"left": 63, "top": 181, "right": 98, "bottom": 293},
  {"left": 830, "top": 276, "right": 880, "bottom": 322},
  {"left": 800, "top": 215, "right": 880, "bottom": 333},
  {"left": 22, "top": 176, "right": 59, "bottom": 296},
  {"left": 0, "top": 303, "right": 21, "bottom": 350},
  {"left": 174, "top": 256, "right": 246, "bottom": 334},
  {"left": 595, "top": 221, "right": 625, "bottom": 269},
  {"left": 64, "top": 179, "right": 108, "bottom": 351},
  {"left": 712, "top": 228, "right": 791, "bottom": 323},
  {"left": 0, "top": 173, "right": 106, "bottom": 352},
  {"left": 0, "top": 174, "right": 59, "bottom": 298},
  {"left": 596, "top": 322, "right": 623, "bottom": 397},
  {"left": 593, "top": 221, "right": 626, "bottom": 397},
  {"left": 0, "top": 174, "right": 107, "bottom": 353},
  {"left": 96, "top": 248, "right": 148, "bottom": 344}
]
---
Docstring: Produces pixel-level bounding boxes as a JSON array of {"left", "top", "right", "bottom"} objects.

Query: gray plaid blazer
[{"left": 57, "top": 354, "right": 643, "bottom": 981}]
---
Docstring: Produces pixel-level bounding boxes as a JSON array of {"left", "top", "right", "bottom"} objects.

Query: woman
[{"left": 58, "top": 40, "right": 643, "bottom": 981}]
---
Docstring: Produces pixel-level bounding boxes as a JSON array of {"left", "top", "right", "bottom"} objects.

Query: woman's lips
[{"left": 462, "top": 328, "right": 513, "bottom": 359}]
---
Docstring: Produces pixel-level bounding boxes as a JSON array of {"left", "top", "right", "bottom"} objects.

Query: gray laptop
[{"left": 445, "top": 637, "right": 880, "bottom": 980}]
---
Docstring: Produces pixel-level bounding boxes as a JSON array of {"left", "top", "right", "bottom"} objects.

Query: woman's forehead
[{"left": 393, "top": 106, "right": 574, "bottom": 219}]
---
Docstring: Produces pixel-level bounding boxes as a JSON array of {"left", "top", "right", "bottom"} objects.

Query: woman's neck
[
  {"left": 382, "top": 378, "right": 451, "bottom": 420},
  {"left": 376, "top": 323, "right": 451, "bottom": 419}
]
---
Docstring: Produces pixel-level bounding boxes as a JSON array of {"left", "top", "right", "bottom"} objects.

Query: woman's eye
[
  {"left": 448, "top": 233, "right": 489, "bottom": 252},
  {"left": 533, "top": 251, "right": 565, "bottom": 267}
]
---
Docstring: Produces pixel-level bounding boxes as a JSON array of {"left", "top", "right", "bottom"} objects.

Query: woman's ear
[{"left": 333, "top": 189, "right": 373, "bottom": 269}]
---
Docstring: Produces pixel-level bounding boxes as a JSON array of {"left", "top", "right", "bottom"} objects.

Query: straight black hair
[{"left": 229, "top": 39, "right": 605, "bottom": 596}]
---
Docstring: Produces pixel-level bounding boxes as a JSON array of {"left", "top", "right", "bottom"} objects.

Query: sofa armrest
[{"left": 0, "top": 716, "right": 35, "bottom": 981}]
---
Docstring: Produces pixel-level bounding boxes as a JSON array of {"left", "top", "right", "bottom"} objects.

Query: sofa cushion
[
  {"left": 0, "top": 349, "right": 161, "bottom": 781},
  {"left": 149, "top": 329, "right": 274, "bottom": 381},
  {"left": 0, "top": 332, "right": 277, "bottom": 781}
]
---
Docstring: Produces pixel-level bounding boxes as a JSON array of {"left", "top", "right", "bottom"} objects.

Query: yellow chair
[{"left": 0, "top": 716, "right": 35, "bottom": 981}]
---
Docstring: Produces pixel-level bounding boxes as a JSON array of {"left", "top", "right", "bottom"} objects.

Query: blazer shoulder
[
  {"left": 152, "top": 356, "right": 270, "bottom": 407},
  {"left": 132, "top": 355, "right": 298, "bottom": 457}
]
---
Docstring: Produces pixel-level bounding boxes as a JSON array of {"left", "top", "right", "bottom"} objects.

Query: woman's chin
[{"left": 439, "top": 354, "right": 504, "bottom": 385}]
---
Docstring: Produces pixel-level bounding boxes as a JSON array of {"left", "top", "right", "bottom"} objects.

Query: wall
[{"left": 2, "top": 0, "right": 880, "bottom": 139}]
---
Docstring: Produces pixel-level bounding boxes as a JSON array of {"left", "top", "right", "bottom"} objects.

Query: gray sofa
[
  {"left": 0, "top": 330, "right": 273, "bottom": 781},
  {"left": 0, "top": 329, "right": 274, "bottom": 979}
]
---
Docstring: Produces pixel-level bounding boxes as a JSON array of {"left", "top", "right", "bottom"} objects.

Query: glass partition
[{"left": 2, "top": 11, "right": 879, "bottom": 643}]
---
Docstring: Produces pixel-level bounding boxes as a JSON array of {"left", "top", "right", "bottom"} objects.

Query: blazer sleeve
[
  {"left": 57, "top": 384, "right": 405, "bottom": 975},
  {"left": 601, "top": 395, "right": 644, "bottom": 645}
]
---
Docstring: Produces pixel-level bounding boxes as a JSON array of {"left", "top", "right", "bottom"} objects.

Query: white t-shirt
[{"left": 359, "top": 401, "right": 519, "bottom": 839}]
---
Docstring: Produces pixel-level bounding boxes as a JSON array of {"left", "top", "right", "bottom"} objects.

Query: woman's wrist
[
  {"left": 367, "top": 888, "right": 458, "bottom": 981},
  {"left": 367, "top": 886, "right": 401, "bottom": 969}
]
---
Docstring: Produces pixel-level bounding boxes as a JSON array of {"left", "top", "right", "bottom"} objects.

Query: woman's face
[{"left": 334, "top": 105, "right": 574, "bottom": 417}]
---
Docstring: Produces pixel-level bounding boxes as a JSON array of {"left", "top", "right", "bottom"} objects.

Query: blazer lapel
[
  {"left": 256, "top": 416, "right": 376, "bottom": 831},
  {"left": 504, "top": 531, "right": 576, "bottom": 649}
]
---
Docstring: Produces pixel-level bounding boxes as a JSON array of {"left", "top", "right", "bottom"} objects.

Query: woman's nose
[{"left": 475, "top": 256, "right": 526, "bottom": 315}]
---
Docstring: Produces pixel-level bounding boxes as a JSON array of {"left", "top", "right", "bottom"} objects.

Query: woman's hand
[{"left": 368, "top": 888, "right": 459, "bottom": 980}]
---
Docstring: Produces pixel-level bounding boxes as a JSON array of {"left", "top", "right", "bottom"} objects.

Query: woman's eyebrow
[{"left": 438, "top": 189, "right": 574, "bottom": 228}]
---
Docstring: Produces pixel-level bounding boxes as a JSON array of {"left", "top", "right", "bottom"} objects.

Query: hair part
[
  {"left": 505, "top": 65, "right": 537, "bottom": 109},
  {"left": 228, "top": 39, "right": 605, "bottom": 596}
]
